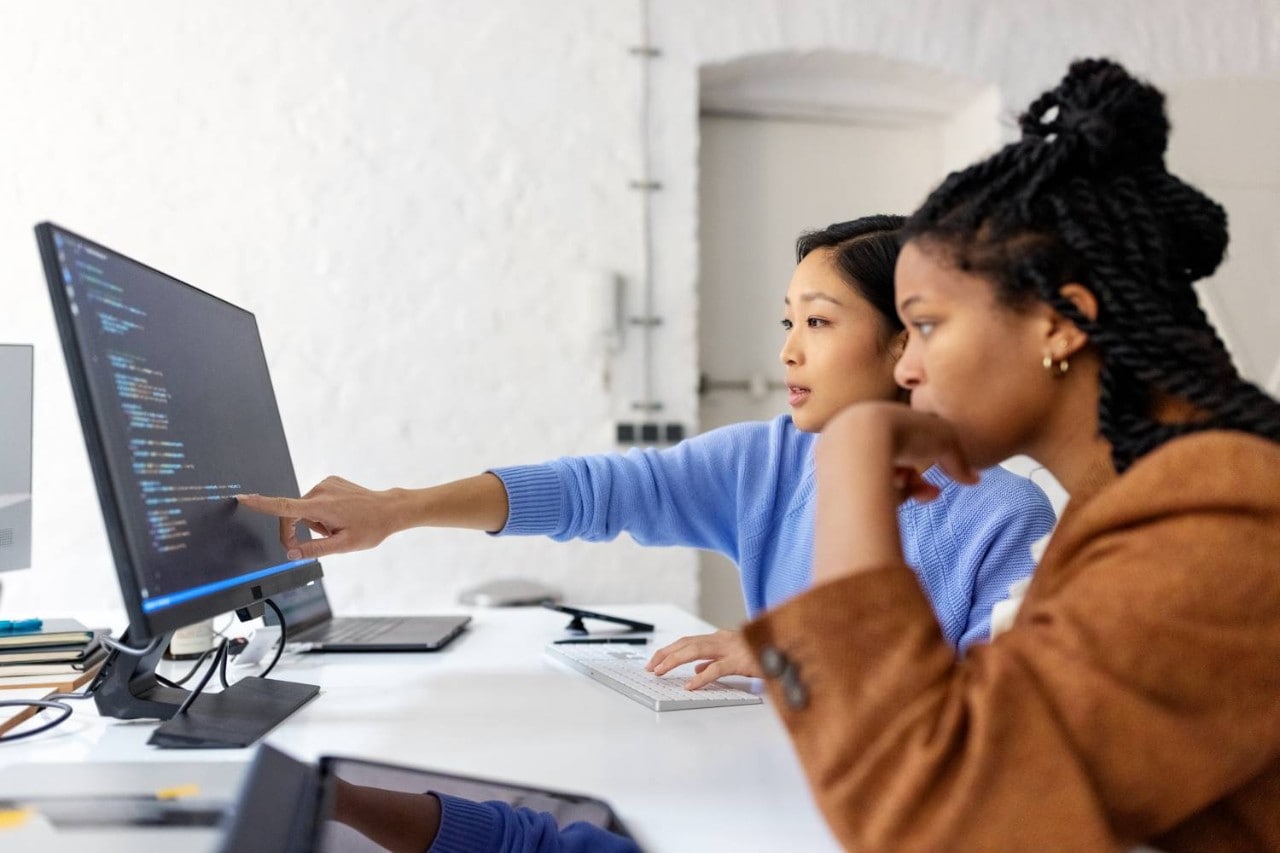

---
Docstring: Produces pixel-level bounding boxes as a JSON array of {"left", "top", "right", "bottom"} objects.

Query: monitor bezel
[{"left": 36, "top": 222, "right": 322, "bottom": 641}]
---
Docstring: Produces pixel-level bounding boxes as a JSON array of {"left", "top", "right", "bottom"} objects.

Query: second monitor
[{"left": 0, "top": 343, "right": 33, "bottom": 579}]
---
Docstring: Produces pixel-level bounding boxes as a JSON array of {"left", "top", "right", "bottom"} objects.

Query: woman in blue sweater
[{"left": 239, "top": 216, "right": 1055, "bottom": 691}]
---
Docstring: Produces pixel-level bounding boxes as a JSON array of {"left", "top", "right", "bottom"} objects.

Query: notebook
[
  {"left": 273, "top": 576, "right": 470, "bottom": 652},
  {"left": 0, "top": 644, "right": 107, "bottom": 678},
  {"left": 0, "top": 618, "right": 94, "bottom": 648},
  {"left": 0, "top": 641, "right": 100, "bottom": 664},
  {"left": 0, "top": 659, "right": 103, "bottom": 692}
]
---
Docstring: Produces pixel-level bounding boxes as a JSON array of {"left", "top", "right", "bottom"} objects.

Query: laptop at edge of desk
[{"left": 274, "top": 573, "right": 470, "bottom": 652}]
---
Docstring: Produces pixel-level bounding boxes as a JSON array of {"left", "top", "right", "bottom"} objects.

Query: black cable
[
  {"left": 0, "top": 699, "right": 74, "bottom": 743},
  {"left": 219, "top": 633, "right": 232, "bottom": 689},
  {"left": 44, "top": 688, "right": 98, "bottom": 702},
  {"left": 260, "top": 598, "right": 287, "bottom": 679},
  {"left": 173, "top": 638, "right": 229, "bottom": 717},
  {"left": 157, "top": 644, "right": 221, "bottom": 689},
  {"left": 100, "top": 633, "right": 165, "bottom": 657},
  {"left": 218, "top": 598, "right": 287, "bottom": 688}
]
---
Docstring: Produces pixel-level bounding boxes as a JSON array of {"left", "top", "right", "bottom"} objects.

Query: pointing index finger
[{"left": 236, "top": 493, "right": 304, "bottom": 518}]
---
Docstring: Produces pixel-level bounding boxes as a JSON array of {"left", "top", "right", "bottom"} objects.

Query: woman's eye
[
  {"left": 806, "top": 317, "right": 828, "bottom": 328},
  {"left": 780, "top": 319, "right": 793, "bottom": 331},
  {"left": 913, "top": 321, "right": 935, "bottom": 337}
]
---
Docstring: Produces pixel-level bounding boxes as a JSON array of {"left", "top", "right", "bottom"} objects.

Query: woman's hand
[
  {"left": 814, "top": 402, "right": 977, "bottom": 583},
  {"left": 237, "top": 476, "right": 409, "bottom": 560},
  {"left": 645, "top": 630, "right": 759, "bottom": 690}
]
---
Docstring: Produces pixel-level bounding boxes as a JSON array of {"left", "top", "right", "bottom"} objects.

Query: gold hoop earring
[{"left": 1042, "top": 354, "right": 1069, "bottom": 376}]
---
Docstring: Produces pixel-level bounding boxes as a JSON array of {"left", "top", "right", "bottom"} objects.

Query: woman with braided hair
[{"left": 742, "top": 58, "right": 1280, "bottom": 851}]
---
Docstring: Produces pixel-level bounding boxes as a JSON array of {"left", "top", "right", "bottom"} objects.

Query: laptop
[
  {"left": 272, "top": 575, "right": 470, "bottom": 652},
  {"left": 220, "top": 745, "right": 633, "bottom": 852}
]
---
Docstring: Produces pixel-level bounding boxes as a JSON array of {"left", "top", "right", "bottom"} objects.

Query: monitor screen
[
  {"left": 0, "top": 344, "right": 33, "bottom": 574},
  {"left": 37, "top": 223, "right": 322, "bottom": 640}
]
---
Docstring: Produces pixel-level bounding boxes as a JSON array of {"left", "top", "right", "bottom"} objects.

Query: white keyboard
[{"left": 545, "top": 643, "right": 763, "bottom": 711}]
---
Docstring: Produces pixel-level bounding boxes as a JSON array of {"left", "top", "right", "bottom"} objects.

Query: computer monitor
[
  {"left": 0, "top": 344, "right": 33, "bottom": 579},
  {"left": 36, "top": 222, "right": 323, "bottom": 747}
]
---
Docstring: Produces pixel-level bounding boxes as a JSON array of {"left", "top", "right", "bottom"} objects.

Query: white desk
[{"left": 0, "top": 603, "right": 839, "bottom": 851}]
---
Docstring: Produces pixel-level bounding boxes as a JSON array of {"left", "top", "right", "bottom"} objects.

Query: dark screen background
[{"left": 50, "top": 227, "right": 310, "bottom": 611}]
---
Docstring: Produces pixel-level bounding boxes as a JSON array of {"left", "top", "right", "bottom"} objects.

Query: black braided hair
[
  {"left": 796, "top": 214, "right": 907, "bottom": 343},
  {"left": 903, "top": 58, "right": 1280, "bottom": 472}
]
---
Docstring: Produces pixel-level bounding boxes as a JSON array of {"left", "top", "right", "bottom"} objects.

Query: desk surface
[{"left": 0, "top": 603, "right": 838, "bottom": 851}]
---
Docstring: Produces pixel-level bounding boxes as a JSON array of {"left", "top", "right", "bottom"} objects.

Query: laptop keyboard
[
  {"left": 545, "top": 643, "right": 763, "bottom": 711},
  {"left": 320, "top": 617, "right": 406, "bottom": 644}
]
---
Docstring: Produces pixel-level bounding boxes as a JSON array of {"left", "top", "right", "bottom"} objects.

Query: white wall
[
  {"left": 2, "top": 1, "right": 1279, "bottom": 622},
  {"left": 0, "top": 1, "right": 674, "bottom": 617},
  {"left": 1166, "top": 77, "right": 1280, "bottom": 389}
]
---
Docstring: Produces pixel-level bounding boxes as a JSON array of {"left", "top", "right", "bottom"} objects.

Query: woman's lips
[{"left": 788, "top": 386, "right": 810, "bottom": 407}]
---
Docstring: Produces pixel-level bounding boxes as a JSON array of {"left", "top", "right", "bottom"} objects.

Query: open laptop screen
[{"left": 271, "top": 577, "right": 334, "bottom": 634}]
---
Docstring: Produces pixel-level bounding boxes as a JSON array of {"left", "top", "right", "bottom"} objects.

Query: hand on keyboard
[
  {"left": 547, "top": 643, "right": 761, "bottom": 711},
  {"left": 646, "top": 629, "right": 762, "bottom": 691}
]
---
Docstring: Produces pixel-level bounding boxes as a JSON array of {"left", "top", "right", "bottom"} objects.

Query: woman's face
[
  {"left": 780, "top": 249, "right": 902, "bottom": 433},
  {"left": 893, "top": 240, "right": 1060, "bottom": 469}
]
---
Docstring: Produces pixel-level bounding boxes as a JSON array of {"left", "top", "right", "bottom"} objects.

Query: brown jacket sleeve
[{"left": 743, "top": 432, "right": 1280, "bottom": 851}]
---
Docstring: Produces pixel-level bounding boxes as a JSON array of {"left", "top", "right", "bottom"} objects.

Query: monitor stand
[{"left": 94, "top": 626, "right": 319, "bottom": 749}]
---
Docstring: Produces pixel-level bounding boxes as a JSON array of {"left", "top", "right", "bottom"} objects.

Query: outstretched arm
[{"left": 236, "top": 472, "right": 509, "bottom": 560}]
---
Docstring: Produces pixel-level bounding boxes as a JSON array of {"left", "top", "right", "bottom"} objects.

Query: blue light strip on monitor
[{"left": 140, "top": 558, "right": 315, "bottom": 613}]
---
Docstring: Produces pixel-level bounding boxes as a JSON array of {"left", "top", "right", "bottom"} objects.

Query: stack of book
[{"left": 0, "top": 618, "right": 107, "bottom": 693}]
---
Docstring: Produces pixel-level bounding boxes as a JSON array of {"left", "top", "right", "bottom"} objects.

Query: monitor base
[
  {"left": 149, "top": 676, "right": 319, "bottom": 749},
  {"left": 93, "top": 629, "right": 189, "bottom": 721}
]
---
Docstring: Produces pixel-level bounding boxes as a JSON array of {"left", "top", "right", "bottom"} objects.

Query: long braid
[{"left": 904, "top": 58, "right": 1280, "bottom": 472}]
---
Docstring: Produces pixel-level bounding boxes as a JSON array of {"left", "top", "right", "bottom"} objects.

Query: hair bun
[
  {"left": 1155, "top": 174, "right": 1229, "bottom": 282},
  {"left": 1019, "top": 58, "right": 1169, "bottom": 171}
]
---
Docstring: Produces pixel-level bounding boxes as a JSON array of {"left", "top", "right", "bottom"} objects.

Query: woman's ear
[
  {"left": 1059, "top": 283, "right": 1098, "bottom": 322},
  {"left": 1050, "top": 283, "right": 1096, "bottom": 358}
]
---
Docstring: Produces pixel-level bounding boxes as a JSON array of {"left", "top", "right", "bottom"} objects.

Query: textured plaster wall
[
  {"left": 0, "top": 1, "right": 663, "bottom": 617},
  {"left": 2, "top": 1, "right": 1278, "bottom": 620}
]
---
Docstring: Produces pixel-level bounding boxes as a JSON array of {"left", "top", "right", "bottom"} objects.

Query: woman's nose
[
  {"left": 894, "top": 343, "right": 921, "bottom": 389},
  {"left": 779, "top": 333, "right": 799, "bottom": 366}
]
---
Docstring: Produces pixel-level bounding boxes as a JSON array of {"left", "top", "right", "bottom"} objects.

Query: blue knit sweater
[
  {"left": 430, "top": 793, "right": 638, "bottom": 853},
  {"left": 492, "top": 415, "right": 1055, "bottom": 650}
]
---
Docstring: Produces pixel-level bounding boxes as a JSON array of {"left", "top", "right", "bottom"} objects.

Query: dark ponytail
[{"left": 904, "top": 58, "right": 1280, "bottom": 472}]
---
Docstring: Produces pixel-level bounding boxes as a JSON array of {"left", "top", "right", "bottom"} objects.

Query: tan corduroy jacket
[{"left": 744, "top": 431, "right": 1280, "bottom": 851}]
